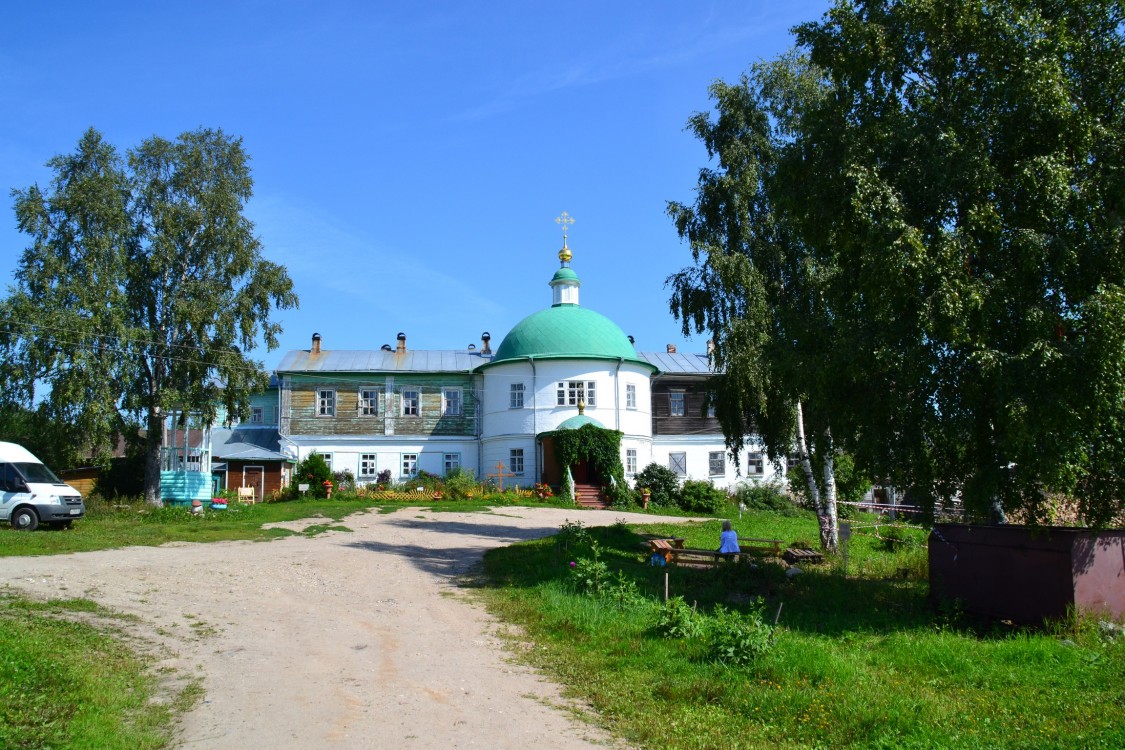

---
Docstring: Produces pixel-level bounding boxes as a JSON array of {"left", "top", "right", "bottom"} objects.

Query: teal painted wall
[{"left": 161, "top": 471, "right": 212, "bottom": 504}]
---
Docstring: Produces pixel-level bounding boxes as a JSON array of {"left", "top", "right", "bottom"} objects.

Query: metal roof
[
  {"left": 273, "top": 347, "right": 713, "bottom": 376},
  {"left": 275, "top": 349, "right": 487, "bottom": 373},
  {"left": 211, "top": 428, "right": 292, "bottom": 462},
  {"left": 637, "top": 351, "right": 713, "bottom": 375}
]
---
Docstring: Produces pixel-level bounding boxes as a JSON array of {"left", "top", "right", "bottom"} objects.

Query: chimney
[
  {"left": 481, "top": 331, "right": 492, "bottom": 355},
  {"left": 396, "top": 332, "right": 406, "bottom": 354},
  {"left": 706, "top": 339, "right": 715, "bottom": 355},
  {"left": 467, "top": 343, "right": 476, "bottom": 351},
  {"left": 381, "top": 344, "right": 392, "bottom": 351},
  {"left": 627, "top": 335, "right": 635, "bottom": 345},
  {"left": 666, "top": 343, "right": 677, "bottom": 353},
  {"left": 311, "top": 332, "right": 322, "bottom": 355}
]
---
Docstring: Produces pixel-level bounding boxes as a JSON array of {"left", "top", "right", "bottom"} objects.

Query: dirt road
[{"left": 4, "top": 506, "right": 679, "bottom": 749}]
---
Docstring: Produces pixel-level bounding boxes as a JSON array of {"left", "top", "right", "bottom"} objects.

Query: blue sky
[{"left": 1, "top": 0, "right": 831, "bottom": 367}]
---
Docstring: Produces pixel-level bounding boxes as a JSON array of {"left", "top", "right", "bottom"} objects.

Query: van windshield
[{"left": 14, "top": 462, "right": 64, "bottom": 485}]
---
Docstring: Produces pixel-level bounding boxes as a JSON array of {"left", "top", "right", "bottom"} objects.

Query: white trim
[{"left": 442, "top": 387, "right": 463, "bottom": 416}]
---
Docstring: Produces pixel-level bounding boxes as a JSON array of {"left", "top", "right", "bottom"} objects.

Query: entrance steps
[{"left": 573, "top": 483, "right": 609, "bottom": 509}]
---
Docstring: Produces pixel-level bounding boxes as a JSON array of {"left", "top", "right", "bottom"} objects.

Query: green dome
[
  {"left": 489, "top": 305, "right": 645, "bottom": 365},
  {"left": 556, "top": 414, "right": 605, "bottom": 430},
  {"left": 551, "top": 268, "right": 580, "bottom": 283}
]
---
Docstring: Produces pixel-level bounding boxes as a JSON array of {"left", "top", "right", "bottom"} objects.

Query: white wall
[
  {"left": 288, "top": 437, "right": 479, "bottom": 483},
  {"left": 649, "top": 436, "right": 783, "bottom": 490},
  {"left": 481, "top": 358, "right": 653, "bottom": 438}
]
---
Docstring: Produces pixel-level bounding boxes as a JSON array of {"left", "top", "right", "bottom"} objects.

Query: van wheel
[{"left": 12, "top": 507, "right": 39, "bottom": 531}]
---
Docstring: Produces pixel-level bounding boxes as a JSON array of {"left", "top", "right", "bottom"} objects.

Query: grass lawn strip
[
  {"left": 476, "top": 513, "right": 1125, "bottom": 750},
  {"left": 0, "top": 590, "right": 200, "bottom": 750}
]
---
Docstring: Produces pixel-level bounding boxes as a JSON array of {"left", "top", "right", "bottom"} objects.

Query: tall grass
[{"left": 477, "top": 512, "right": 1125, "bottom": 750}]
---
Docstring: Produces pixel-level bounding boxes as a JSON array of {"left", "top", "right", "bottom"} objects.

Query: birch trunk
[
  {"left": 796, "top": 401, "right": 840, "bottom": 550},
  {"left": 820, "top": 428, "right": 840, "bottom": 551}
]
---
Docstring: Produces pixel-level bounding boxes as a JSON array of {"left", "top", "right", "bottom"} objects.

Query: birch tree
[
  {"left": 668, "top": 54, "right": 842, "bottom": 549},
  {"left": 1, "top": 128, "right": 298, "bottom": 504}
]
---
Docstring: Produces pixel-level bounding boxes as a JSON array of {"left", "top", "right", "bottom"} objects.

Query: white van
[{"left": 0, "top": 442, "right": 85, "bottom": 530}]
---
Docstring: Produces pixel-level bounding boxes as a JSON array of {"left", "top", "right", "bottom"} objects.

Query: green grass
[
  {"left": 0, "top": 590, "right": 196, "bottom": 750},
  {"left": 476, "top": 512, "right": 1125, "bottom": 750}
]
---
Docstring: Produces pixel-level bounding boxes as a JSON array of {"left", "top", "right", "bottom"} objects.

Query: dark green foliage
[
  {"left": 295, "top": 453, "right": 332, "bottom": 497},
  {"left": 635, "top": 462, "right": 680, "bottom": 508},
  {"left": 0, "top": 403, "right": 84, "bottom": 470},
  {"left": 669, "top": 1, "right": 1125, "bottom": 525},
  {"left": 94, "top": 452, "right": 147, "bottom": 498},
  {"left": 677, "top": 479, "right": 727, "bottom": 514},
  {"left": 542, "top": 424, "right": 630, "bottom": 505},
  {"left": 734, "top": 480, "right": 803, "bottom": 516}
]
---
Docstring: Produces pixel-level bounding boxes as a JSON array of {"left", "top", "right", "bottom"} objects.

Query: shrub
[
  {"left": 570, "top": 543, "right": 610, "bottom": 596},
  {"left": 555, "top": 519, "right": 591, "bottom": 556},
  {"left": 333, "top": 469, "right": 355, "bottom": 492},
  {"left": 880, "top": 524, "right": 915, "bottom": 552},
  {"left": 734, "top": 480, "right": 802, "bottom": 516},
  {"left": 653, "top": 596, "right": 703, "bottom": 639},
  {"left": 295, "top": 453, "right": 332, "bottom": 497},
  {"left": 376, "top": 469, "right": 392, "bottom": 485},
  {"left": 635, "top": 463, "right": 680, "bottom": 508},
  {"left": 678, "top": 479, "right": 727, "bottom": 514},
  {"left": 444, "top": 468, "right": 479, "bottom": 499},
  {"left": 706, "top": 602, "right": 776, "bottom": 666}
]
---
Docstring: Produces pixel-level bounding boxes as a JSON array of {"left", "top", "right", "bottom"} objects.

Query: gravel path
[{"left": 4, "top": 506, "right": 685, "bottom": 749}]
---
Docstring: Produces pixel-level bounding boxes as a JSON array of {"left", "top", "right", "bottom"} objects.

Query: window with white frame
[
  {"left": 556, "top": 381, "right": 596, "bottom": 407},
  {"left": 509, "top": 449, "right": 524, "bottom": 475},
  {"left": 318, "top": 453, "right": 332, "bottom": 471},
  {"left": 669, "top": 391, "right": 685, "bottom": 417},
  {"left": 401, "top": 389, "right": 420, "bottom": 416},
  {"left": 747, "top": 452, "right": 765, "bottom": 475},
  {"left": 669, "top": 452, "right": 687, "bottom": 477},
  {"left": 317, "top": 389, "right": 335, "bottom": 417},
  {"left": 359, "top": 454, "right": 377, "bottom": 478},
  {"left": 510, "top": 383, "right": 525, "bottom": 409},
  {"left": 706, "top": 401, "right": 717, "bottom": 418},
  {"left": 402, "top": 453, "right": 418, "bottom": 477},
  {"left": 626, "top": 384, "right": 636, "bottom": 409},
  {"left": 709, "top": 451, "right": 726, "bottom": 476},
  {"left": 625, "top": 448, "right": 637, "bottom": 475},
  {"left": 250, "top": 406, "right": 263, "bottom": 424},
  {"left": 359, "top": 389, "right": 379, "bottom": 416},
  {"left": 442, "top": 387, "right": 462, "bottom": 416},
  {"left": 444, "top": 453, "right": 460, "bottom": 474},
  {"left": 787, "top": 454, "right": 801, "bottom": 472}
]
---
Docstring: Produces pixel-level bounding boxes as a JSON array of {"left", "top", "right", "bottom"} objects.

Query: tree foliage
[
  {"left": 670, "top": 0, "right": 1125, "bottom": 525},
  {"left": 1, "top": 128, "right": 298, "bottom": 504}
]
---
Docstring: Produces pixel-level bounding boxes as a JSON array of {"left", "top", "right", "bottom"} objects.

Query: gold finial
[
  {"left": 578, "top": 398, "right": 585, "bottom": 415},
  {"left": 555, "top": 211, "right": 574, "bottom": 263}
]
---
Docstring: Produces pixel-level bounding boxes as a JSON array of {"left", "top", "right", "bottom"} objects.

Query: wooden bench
[
  {"left": 738, "top": 538, "right": 784, "bottom": 556},
  {"left": 669, "top": 547, "right": 757, "bottom": 568}
]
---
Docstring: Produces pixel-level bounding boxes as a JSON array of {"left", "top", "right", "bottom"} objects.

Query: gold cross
[{"left": 555, "top": 211, "right": 575, "bottom": 241}]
